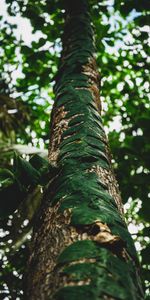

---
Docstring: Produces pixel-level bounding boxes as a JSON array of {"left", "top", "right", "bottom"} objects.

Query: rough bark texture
[{"left": 25, "top": 1, "right": 144, "bottom": 299}]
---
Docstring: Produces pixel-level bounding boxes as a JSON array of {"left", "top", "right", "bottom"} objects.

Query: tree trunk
[{"left": 25, "top": 1, "right": 144, "bottom": 299}]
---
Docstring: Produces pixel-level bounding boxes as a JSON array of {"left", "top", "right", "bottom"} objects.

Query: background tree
[{"left": 0, "top": 0, "right": 149, "bottom": 299}]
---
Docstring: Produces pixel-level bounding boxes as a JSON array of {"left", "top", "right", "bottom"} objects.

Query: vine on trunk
[{"left": 26, "top": 1, "right": 144, "bottom": 299}]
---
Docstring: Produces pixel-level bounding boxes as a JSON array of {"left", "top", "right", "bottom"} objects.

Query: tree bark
[{"left": 25, "top": 1, "right": 144, "bottom": 299}]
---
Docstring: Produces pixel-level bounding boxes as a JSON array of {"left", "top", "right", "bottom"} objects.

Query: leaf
[
  {"left": 29, "top": 154, "right": 54, "bottom": 185},
  {"left": 0, "top": 168, "right": 15, "bottom": 189},
  {"left": 0, "top": 168, "right": 25, "bottom": 218},
  {"left": 29, "top": 154, "right": 49, "bottom": 174},
  {"left": 13, "top": 152, "right": 41, "bottom": 186}
]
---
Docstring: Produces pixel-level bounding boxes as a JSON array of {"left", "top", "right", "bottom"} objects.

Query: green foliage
[
  {"left": 0, "top": 168, "right": 24, "bottom": 218},
  {"left": 13, "top": 152, "right": 41, "bottom": 186},
  {"left": 0, "top": 153, "right": 53, "bottom": 219},
  {"left": 29, "top": 153, "right": 57, "bottom": 185},
  {"left": 0, "top": 0, "right": 149, "bottom": 298}
]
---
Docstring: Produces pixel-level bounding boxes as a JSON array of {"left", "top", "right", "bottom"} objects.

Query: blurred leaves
[{"left": 0, "top": 93, "right": 31, "bottom": 139}]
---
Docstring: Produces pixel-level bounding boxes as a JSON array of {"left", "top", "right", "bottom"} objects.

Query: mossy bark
[{"left": 25, "top": 1, "right": 144, "bottom": 299}]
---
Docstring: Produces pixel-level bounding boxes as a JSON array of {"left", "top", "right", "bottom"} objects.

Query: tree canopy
[{"left": 0, "top": 0, "right": 149, "bottom": 298}]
